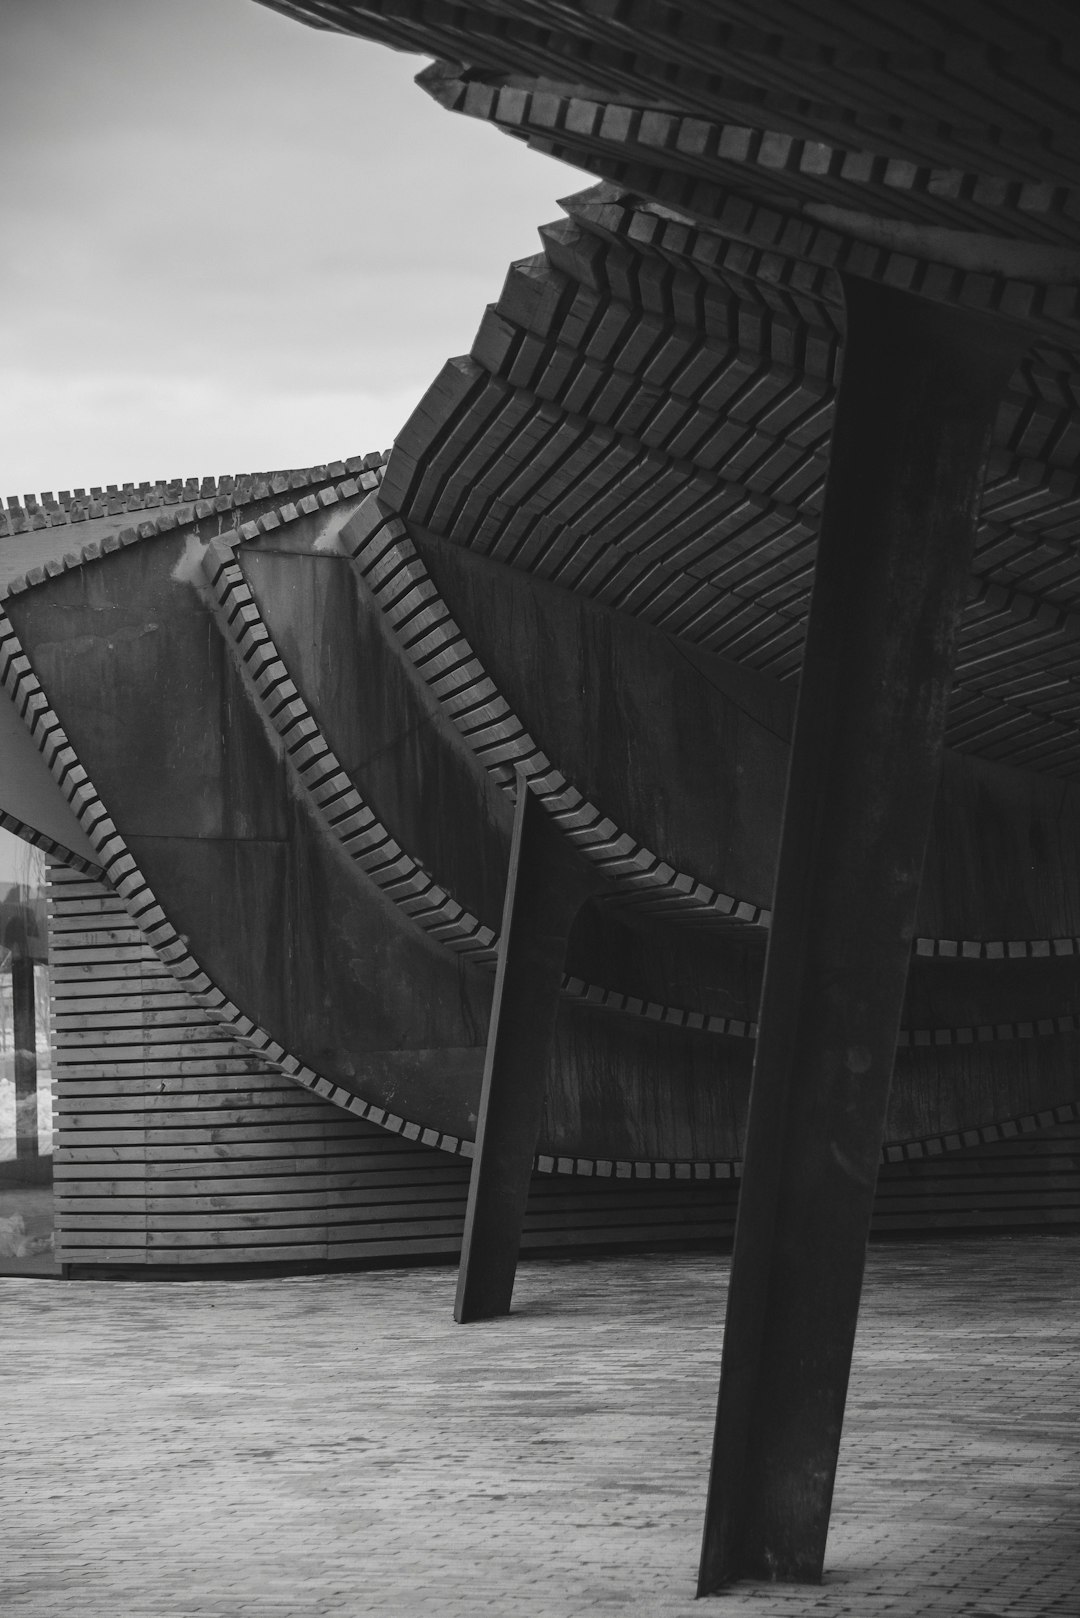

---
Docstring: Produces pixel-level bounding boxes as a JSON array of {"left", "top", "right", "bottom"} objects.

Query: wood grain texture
[
  {"left": 49, "top": 864, "right": 1079, "bottom": 1271},
  {"left": 44, "top": 864, "right": 732, "bottom": 1268}
]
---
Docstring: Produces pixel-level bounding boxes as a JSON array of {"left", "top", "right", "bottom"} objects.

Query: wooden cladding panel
[
  {"left": 46, "top": 863, "right": 737, "bottom": 1267},
  {"left": 48, "top": 861, "right": 459, "bottom": 1268},
  {"left": 48, "top": 863, "right": 1079, "bottom": 1270},
  {"left": 873, "top": 1122, "right": 1080, "bottom": 1232}
]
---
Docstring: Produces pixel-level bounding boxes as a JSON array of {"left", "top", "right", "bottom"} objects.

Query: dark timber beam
[
  {"left": 455, "top": 771, "right": 601, "bottom": 1323},
  {"left": 697, "top": 278, "right": 1030, "bottom": 1592}
]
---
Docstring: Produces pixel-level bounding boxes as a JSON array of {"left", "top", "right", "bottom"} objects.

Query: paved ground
[{"left": 2, "top": 1237, "right": 1077, "bottom": 1617}]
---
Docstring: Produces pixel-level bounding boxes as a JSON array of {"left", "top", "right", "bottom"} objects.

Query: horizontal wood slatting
[
  {"left": 48, "top": 863, "right": 1080, "bottom": 1270},
  {"left": 45, "top": 864, "right": 736, "bottom": 1266},
  {"left": 47, "top": 860, "right": 460, "bottom": 1267},
  {"left": 379, "top": 189, "right": 1080, "bottom": 771},
  {"left": 873, "top": 1122, "right": 1080, "bottom": 1232}
]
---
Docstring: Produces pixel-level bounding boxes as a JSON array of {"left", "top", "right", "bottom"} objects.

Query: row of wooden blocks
[{"left": 0, "top": 453, "right": 389, "bottom": 535}]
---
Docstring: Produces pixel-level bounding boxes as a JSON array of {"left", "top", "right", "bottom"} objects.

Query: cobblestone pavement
[{"left": 2, "top": 1236, "right": 1077, "bottom": 1617}]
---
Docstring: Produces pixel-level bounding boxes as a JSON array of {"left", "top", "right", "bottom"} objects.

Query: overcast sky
[
  {"left": 0, "top": 0, "right": 580, "bottom": 498},
  {"left": 0, "top": 0, "right": 580, "bottom": 883}
]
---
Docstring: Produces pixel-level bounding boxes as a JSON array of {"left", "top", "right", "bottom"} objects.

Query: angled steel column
[
  {"left": 697, "top": 279, "right": 1029, "bottom": 1591},
  {"left": 455, "top": 771, "right": 601, "bottom": 1323}
]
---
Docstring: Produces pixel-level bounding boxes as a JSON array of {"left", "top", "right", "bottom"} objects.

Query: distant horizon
[
  {"left": 0, "top": 0, "right": 581, "bottom": 497},
  {"left": 0, "top": 0, "right": 584, "bottom": 870}
]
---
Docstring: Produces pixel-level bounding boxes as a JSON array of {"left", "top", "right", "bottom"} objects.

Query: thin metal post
[{"left": 454, "top": 770, "right": 599, "bottom": 1323}]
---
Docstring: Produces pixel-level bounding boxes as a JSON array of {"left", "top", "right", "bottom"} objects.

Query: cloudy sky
[
  {"left": 0, "top": 0, "right": 580, "bottom": 497},
  {"left": 0, "top": 0, "right": 580, "bottom": 883}
]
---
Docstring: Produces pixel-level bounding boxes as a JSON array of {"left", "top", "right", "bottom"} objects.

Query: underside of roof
[
  {"left": 251, "top": 2, "right": 1080, "bottom": 778},
  {"left": 257, "top": 1, "right": 1080, "bottom": 236}
]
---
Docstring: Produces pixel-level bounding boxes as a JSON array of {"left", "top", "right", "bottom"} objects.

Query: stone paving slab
[{"left": 2, "top": 1237, "right": 1077, "bottom": 1617}]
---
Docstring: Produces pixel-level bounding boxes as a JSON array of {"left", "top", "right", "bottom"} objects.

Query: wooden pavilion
[{"left": 1, "top": 0, "right": 1078, "bottom": 1591}]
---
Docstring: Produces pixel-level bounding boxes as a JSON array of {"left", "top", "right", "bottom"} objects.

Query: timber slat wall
[
  {"left": 48, "top": 864, "right": 1079, "bottom": 1271},
  {"left": 874, "top": 1123, "right": 1080, "bottom": 1233},
  {"left": 47, "top": 864, "right": 737, "bottom": 1268}
]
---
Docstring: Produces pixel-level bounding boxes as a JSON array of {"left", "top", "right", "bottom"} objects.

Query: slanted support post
[
  {"left": 455, "top": 770, "right": 600, "bottom": 1323},
  {"left": 697, "top": 279, "right": 1029, "bottom": 1592}
]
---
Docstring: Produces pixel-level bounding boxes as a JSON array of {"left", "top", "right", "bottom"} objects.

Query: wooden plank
[
  {"left": 50, "top": 972, "right": 175, "bottom": 990},
  {"left": 142, "top": 1227, "right": 334, "bottom": 1247},
  {"left": 328, "top": 1237, "right": 463, "bottom": 1258},
  {"left": 871, "top": 1206, "right": 1080, "bottom": 1230},
  {"left": 48, "top": 866, "right": 110, "bottom": 885},
  {"left": 54, "top": 1027, "right": 239, "bottom": 1049},
  {"left": 50, "top": 928, "right": 154, "bottom": 948},
  {"left": 55, "top": 1122, "right": 341, "bottom": 1148},
  {"left": 53, "top": 1007, "right": 234, "bottom": 1029},
  {"left": 53, "top": 1059, "right": 274, "bottom": 1079},
  {"left": 56, "top": 1200, "right": 150, "bottom": 1215},
  {"left": 61, "top": 1194, "right": 328, "bottom": 1215},
  {"left": 49, "top": 946, "right": 158, "bottom": 964},
  {"left": 53, "top": 1129, "right": 330, "bottom": 1154},
  {"left": 149, "top": 1185, "right": 465, "bottom": 1212},
  {"left": 46, "top": 898, "right": 132, "bottom": 919},
  {"left": 54, "top": 1093, "right": 321, "bottom": 1116},
  {"left": 56, "top": 1213, "right": 151, "bottom": 1231},
  {"left": 62, "top": 1250, "right": 151, "bottom": 1265},
  {"left": 526, "top": 1218, "right": 738, "bottom": 1243},
  {"left": 874, "top": 1174, "right": 1080, "bottom": 1199},
  {"left": 54, "top": 1074, "right": 307, "bottom": 1098},
  {"left": 521, "top": 1200, "right": 736, "bottom": 1232},
  {"left": 872, "top": 1188, "right": 1080, "bottom": 1212},
  {"left": 51, "top": 1147, "right": 434, "bottom": 1178},
  {"left": 139, "top": 1216, "right": 466, "bottom": 1247},
  {"left": 50, "top": 963, "right": 172, "bottom": 982},
  {"left": 130, "top": 1244, "right": 329, "bottom": 1264},
  {"left": 53, "top": 1166, "right": 463, "bottom": 1196},
  {"left": 140, "top": 1203, "right": 470, "bottom": 1231},
  {"left": 54, "top": 1044, "right": 244, "bottom": 1062},
  {"left": 881, "top": 1152, "right": 1080, "bottom": 1178},
  {"left": 57, "top": 1231, "right": 157, "bottom": 1249},
  {"left": 54, "top": 1139, "right": 403, "bottom": 1164},
  {"left": 58, "top": 1107, "right": 337, "bottom": 1131},
  {"left": 61, "top": 1210, "right": 369, "bottom": 1233}
]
